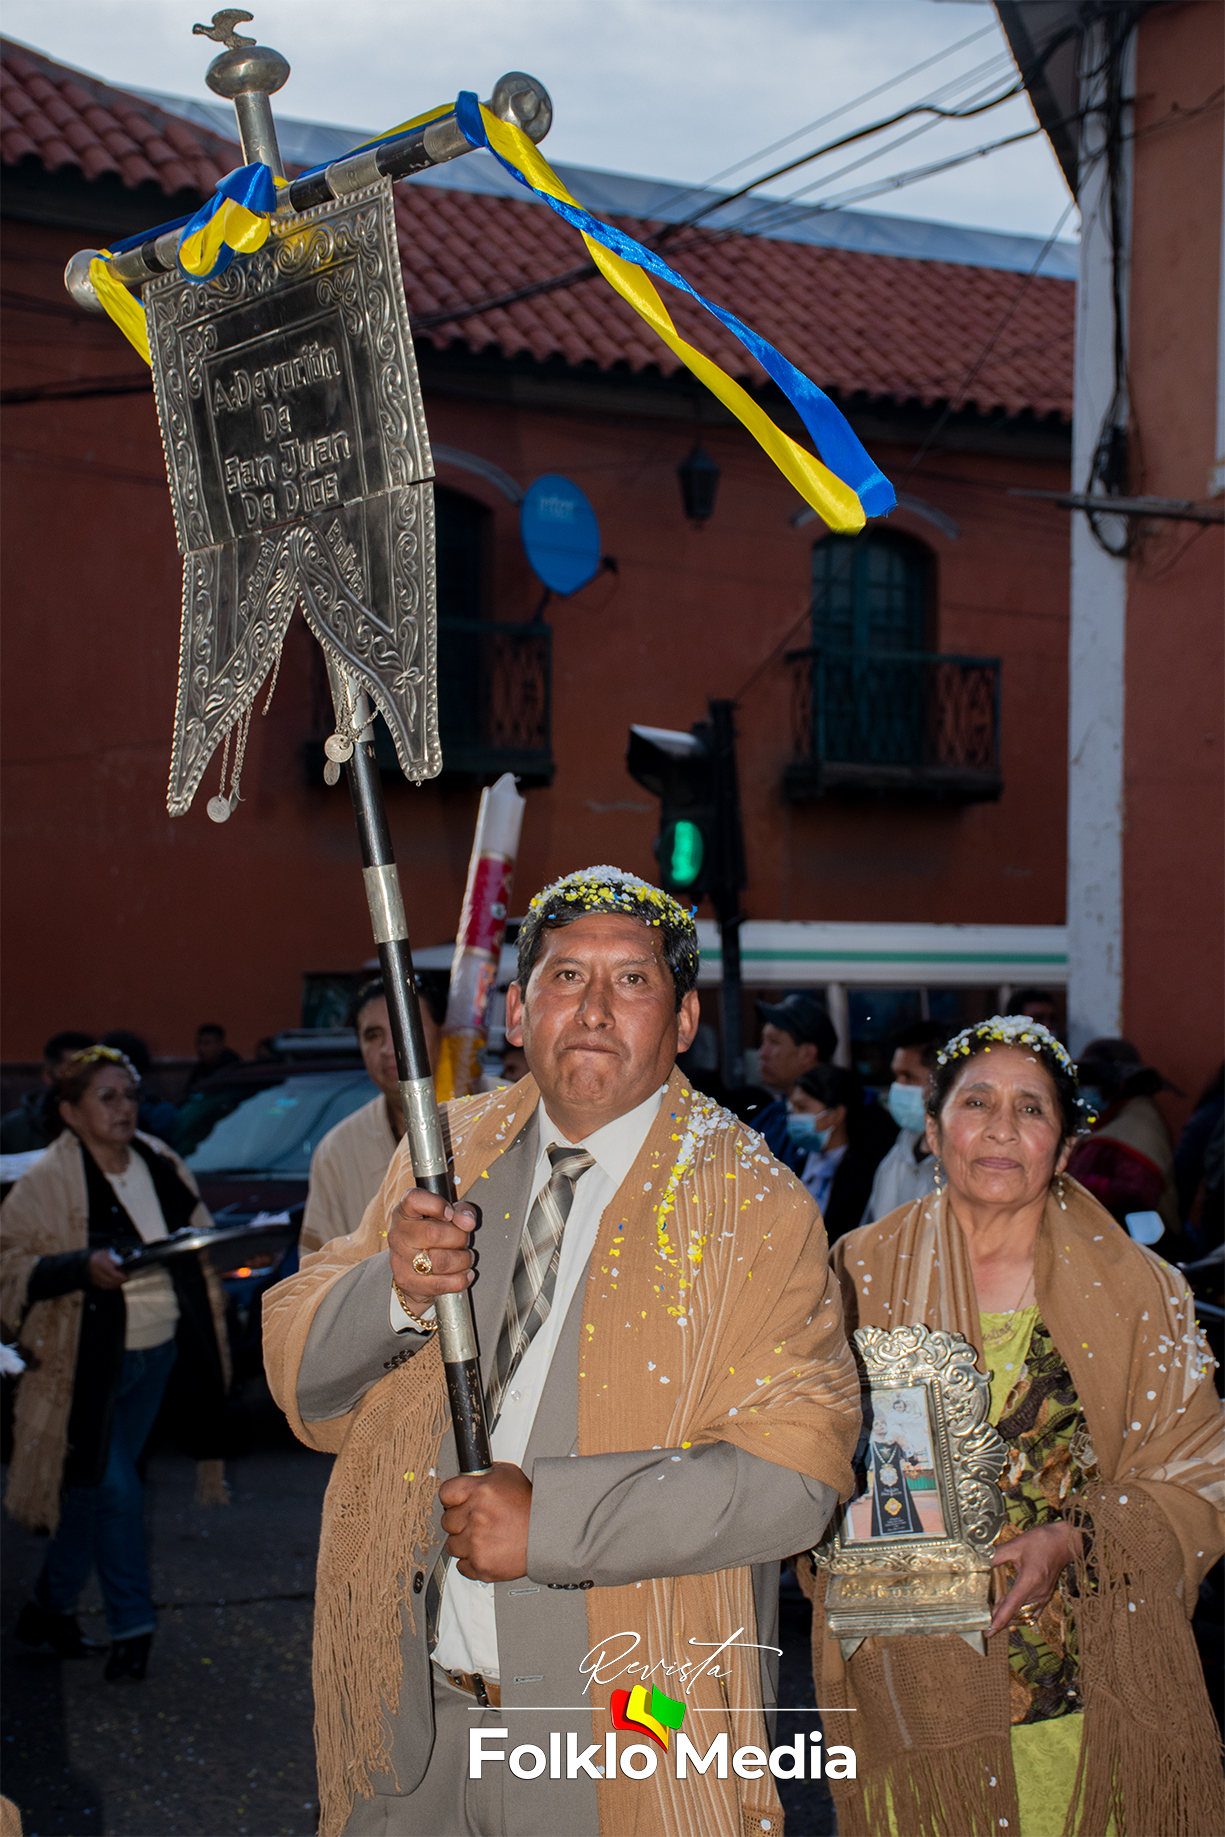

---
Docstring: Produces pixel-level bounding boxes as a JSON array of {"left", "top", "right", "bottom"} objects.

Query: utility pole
[{"left": 706, "top": 700, "right": 746, "bottom": 1088}]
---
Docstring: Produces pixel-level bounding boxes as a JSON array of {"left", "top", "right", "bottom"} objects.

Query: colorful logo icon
[{"left": 610, "top": 1684, "right": 686, "bottom": 1750}]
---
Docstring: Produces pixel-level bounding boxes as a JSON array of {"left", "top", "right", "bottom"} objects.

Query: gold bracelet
[{"left": 392, "top": 1279, "right": 439, "bottom": 1334}]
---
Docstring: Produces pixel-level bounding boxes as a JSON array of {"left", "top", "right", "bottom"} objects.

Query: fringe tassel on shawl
[
  {"left": 801, "top": 1559, "right": 1022, "bottom": 1837},
  {"left": 312, "top": 1342, "right": 450, "bottom": 1837},
  {"left": 840, "top": 1739, "right": 1021, "bottom": 1837},
  {"left": 1067, "top": 1488, "right": 1225, "bottom": 1837}
]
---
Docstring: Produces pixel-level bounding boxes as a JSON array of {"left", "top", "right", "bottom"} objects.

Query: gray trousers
[{"left": 340, "top": 1670, "right": 601, "bottom": 1837}]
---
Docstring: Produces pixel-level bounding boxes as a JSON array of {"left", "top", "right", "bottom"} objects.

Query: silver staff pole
[
  {"left": 72, "top": 13, "right": 551, "bottom": 1476},
  {"left": 328, "top": 669, "right": 490, "bottom": 1474}
]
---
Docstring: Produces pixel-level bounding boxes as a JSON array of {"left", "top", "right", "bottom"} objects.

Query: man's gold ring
[
  {"left": 412, "top": 1250, "right": 433, "bottom": 1277},
  {"left": 1016, "top": 1605, "right": 1039, "bottom": 1626}
]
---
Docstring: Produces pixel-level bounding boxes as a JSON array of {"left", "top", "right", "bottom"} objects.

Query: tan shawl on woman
[
  {"left": 0, "top": 1128, "right": 226, "bottom": 1534},
  {"left": 264, "top": 1070, "right": 863, "bottom": 1837},
  {"left": 803, "top": 1179, "right": 1224, "bottom": 1837}
]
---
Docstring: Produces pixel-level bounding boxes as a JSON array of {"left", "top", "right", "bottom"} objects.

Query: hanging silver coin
[
  {"left": 324, "top": 733, "right": 355, "bottom": 763},
  {"left": 323, "top": 759, "right": 341, "bottom": 787},
  {"left": 206, "top": 796, "right": 232, "bottom": 824}
]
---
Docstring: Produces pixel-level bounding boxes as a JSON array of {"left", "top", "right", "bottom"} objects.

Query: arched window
[
  {"left": 811, "top": 529, "right": 933, "bottom": 654},
  {"left": 367, "top": 482, "right": 552, "bottom": 782},
  {"left": 435, "top": 483, "right": 489, "bottom": 623},
  {"left": 805, "top": 532, "right": 935, "bottom": 772}
]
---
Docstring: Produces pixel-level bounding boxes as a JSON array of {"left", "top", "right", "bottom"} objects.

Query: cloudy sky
[{"left": 5, "top": 0, "right": 1074, "bottom": 240}]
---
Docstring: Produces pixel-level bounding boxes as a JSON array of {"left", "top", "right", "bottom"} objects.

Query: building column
[{"left": 1066, "top": 25, "right": 1134, "bottom": 1054}]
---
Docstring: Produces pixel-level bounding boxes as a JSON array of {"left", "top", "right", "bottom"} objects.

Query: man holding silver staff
[{"left": 265, "top": 867, "right": 863, "bottom": 1837}]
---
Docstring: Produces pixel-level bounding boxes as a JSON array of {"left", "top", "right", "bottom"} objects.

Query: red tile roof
[
  {"left": 397, "top": 186, "right": 1074, "bottom": 422},
  {"left": 2, "top": 39, "right": 1073, "bottom": 422},
  {"left": 1, "top": 40, "right": 234, "bottom": 197}
]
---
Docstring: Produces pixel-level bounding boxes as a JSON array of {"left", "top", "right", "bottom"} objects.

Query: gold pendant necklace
[{"left": 981, "top": 1269, "right": 1035, "bottom": 1349}]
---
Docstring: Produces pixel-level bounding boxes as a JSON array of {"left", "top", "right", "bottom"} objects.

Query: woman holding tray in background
[
  {"left": 803, "top": 1016, "right": 1223, "bottom": 1837},
  {"left": 1, "top": 1046, "right": 230, "bottom": 1682}
]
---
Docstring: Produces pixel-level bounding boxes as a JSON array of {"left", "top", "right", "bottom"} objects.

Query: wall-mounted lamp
[{"left": 677, "top": 443, "right": 721, "bottom": 526}]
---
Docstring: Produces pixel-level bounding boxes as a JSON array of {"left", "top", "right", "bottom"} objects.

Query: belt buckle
[{"left": 471, "top": 1672, "right": 492, "bottom": 1708}]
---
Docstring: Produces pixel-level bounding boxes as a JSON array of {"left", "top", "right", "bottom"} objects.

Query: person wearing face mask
[
  {"left": 750, "top": 993, "right": 839, "bottom": 1175},
  {"left": 860, "top": 1021, "right": 949, "bottom": 1224},
  {"left": 788, "top": 1064, "right": 887, "bottom": 1244}
]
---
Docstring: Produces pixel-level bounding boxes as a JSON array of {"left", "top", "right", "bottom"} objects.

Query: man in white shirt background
[
  {"left": 299, "top": 974, "right": 445, "bottom": 1254},
  {"left": 861, "top": 1019, "right": 948, "bottom": 1224}
]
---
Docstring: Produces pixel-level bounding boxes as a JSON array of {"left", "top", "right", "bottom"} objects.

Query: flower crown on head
[
  {"left": 936, "top": 1014, "right": 1076, "bottom": 1079},
  {"left": 61, "top": 1044, "right": 138, "bottom": 1081},
  {"left": 528, "top": 865, "right": 698, "bottom": 939}
]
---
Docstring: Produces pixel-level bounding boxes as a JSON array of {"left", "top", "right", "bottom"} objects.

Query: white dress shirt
[
  {"left": 105, "top": 1153, "right": 179, "bottom": 1351},
  {"left": 429, "top": 1084, "right": 665, "bottom": 1679},
  {"left": 861, "top": 1128, "right": 937, "bottom": 1225}
]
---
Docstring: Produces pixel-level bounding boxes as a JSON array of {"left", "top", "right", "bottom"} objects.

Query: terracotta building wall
[
  {"left": 1, "top": 213, "right": 1071, "bottom": 1061},
  {"left": 1122, "top": 0, "right": 1225, "bottom": 1117}
]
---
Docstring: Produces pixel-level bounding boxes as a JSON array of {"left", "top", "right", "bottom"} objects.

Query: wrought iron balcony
[
  {"left": 784, "top": 646, "right": 1002, "bottom": 803},
  {"left": 379, "top": 618, "right": 554, "bottom": 785},
  {"left": 307, "top": 619, "right": 554, "bottom": 787}
]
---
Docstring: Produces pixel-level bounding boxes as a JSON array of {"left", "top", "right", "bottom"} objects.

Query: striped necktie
[{"left": 486, "top": 1142, "right": 595, "bottom": 1429}]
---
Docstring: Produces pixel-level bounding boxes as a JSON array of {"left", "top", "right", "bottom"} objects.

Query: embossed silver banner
[{"left": 143, "top": 178, "right": 439, "bottom": 815}]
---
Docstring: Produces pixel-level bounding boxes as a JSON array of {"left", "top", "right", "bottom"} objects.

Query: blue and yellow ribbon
[
  {"left": 177, "top": 162, "right": 280, "bottom": 280},
  {"left": 84, "top": 89, "right": 899, "bottom": 528},
  {"left": 91, "top": 164, "right": 283, "bottom": 357},
  {"left": 89, "top": 251, "right": 152, "bottom": 364},
  {"left": 454, "top": 92, "right": 894, "bottom": 530}
]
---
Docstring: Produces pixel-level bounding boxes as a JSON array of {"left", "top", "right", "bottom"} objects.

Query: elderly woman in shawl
[
  {"left": 0, "top": 1046, "right": 229, "bottom": 1682},
  {"left": 804, "top": 1016, "right": 1223, "bottom": 1837}
]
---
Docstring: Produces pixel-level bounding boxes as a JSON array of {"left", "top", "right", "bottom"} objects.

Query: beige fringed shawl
[
  {"left": 804, "top": 1180, "right": 1224, "bottom": 1837},
  {"left": 0, "top": 1128, "right": 226, "bottom": 1535},
  {"left": 264, "top": 1069, "right": 864, "bottom": 1837}
]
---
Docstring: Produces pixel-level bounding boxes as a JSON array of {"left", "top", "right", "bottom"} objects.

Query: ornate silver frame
[
  {"left": 813, "top": 1324, "right": 1007, "bottom": 1656},
  {"left": 143, "top": 178, "right": 439, "bottom": 814}
]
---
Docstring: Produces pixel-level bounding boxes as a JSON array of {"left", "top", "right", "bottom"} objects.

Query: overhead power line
[
  {"left": 660, "top": 60, "right": 1024, "bottom": 241},
  {"left": 682, "top": 20, "right": 1001, "bottom": 197}
]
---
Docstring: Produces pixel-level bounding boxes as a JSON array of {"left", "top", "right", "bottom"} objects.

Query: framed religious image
[{"left": 813, "top": 1325, "right": 1007, "bottom": 1657}]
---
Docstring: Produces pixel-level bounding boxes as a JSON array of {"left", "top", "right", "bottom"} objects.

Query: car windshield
[{"left": 181, "top": 1071, "right": 378, "bottom": 1177}]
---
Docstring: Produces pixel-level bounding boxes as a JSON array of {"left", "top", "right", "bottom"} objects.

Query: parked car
[{"left": 178, "top": 1060, "right": 377, "bottom": 1380}]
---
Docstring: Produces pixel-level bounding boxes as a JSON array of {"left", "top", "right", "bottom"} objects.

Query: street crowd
[{"left": 1, "top": 883, "right": 1221, "bottom": 1837}]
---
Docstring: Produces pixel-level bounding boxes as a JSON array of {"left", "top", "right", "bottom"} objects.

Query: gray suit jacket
[{"left": 297, "top": 1108, "right": 837, "bottom": 1824}]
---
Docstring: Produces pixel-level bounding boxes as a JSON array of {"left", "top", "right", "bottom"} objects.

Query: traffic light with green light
[
  {"left": 626, "top": 709, "right": 744, "bottom": 908},
  {"left": 625, "top": 723, "right": 716, "bottom": 898},
  {"left": 662, "top": 817, "right": 705, "bottom": 890},
  {"left": 627, "top": 701, "right": 747, "bottom": 1083}
]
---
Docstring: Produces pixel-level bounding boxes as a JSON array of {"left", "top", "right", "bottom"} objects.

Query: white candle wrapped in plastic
[{"left": 435, "top": 772, "right": 526, "bottom": 1100}]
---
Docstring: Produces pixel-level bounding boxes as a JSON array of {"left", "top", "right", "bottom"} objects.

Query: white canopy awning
[
  {"left": 413, "top": 921, "right": 1067, "bottom": 990},
  {"left": 693, "top": 920, "right": 1068, "bottom": 989}
]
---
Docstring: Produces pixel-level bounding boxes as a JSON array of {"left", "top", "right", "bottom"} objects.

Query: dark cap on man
[{"left": 755, "top": 993, "right": 838, "bottom": 1064}]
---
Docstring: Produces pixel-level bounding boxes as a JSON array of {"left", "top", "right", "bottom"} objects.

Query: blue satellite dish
[{"left": 520, "top": 474, "right": 601, "bottom": 595}]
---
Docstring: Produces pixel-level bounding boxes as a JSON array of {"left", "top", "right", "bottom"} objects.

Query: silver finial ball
[
  {"left": 489, "top": 72, "right": 553, "bottom": 144},
  {"left": 205, "top": 43, "right": 291, "bottom": 99},
  {"left": 64, "top": 248, "right": 104, "bottom": 313}
]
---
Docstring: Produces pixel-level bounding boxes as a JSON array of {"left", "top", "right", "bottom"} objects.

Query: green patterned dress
[{"left": 982, "top": 1305, "right": 1100, "bottom": 1835}]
